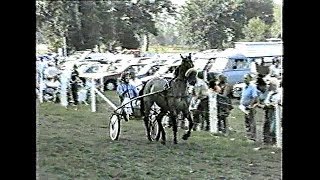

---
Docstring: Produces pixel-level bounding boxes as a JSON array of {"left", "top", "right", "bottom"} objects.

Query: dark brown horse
[{"left": 140, "top": 53, "right": 194, "bottom": 144}]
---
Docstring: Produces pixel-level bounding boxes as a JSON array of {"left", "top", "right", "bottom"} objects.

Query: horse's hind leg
[{"left": 182, "top": 111, "right": 193, "bottom": 140}]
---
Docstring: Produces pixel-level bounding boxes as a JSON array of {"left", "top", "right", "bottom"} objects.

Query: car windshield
[{"left": 137, "top": 64, "right": 162, "bottom": 76}]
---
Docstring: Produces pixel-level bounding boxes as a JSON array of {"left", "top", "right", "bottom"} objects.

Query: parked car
[{"left": 208, "top": 49, "right": 282, "bottom": 86}]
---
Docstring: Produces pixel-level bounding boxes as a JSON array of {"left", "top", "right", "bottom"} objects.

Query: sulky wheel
[
  {"left": 148, "top": 114, "right": 161, "bottom": 141},
  {"left": 109, "top": 114, "right": 121, "bottom": 140}
]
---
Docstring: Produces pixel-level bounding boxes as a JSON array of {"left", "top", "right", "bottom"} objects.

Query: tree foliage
[
  {"left": 178, "top": 0, "right": 275, "bottom": 49},
  {"left": 270, "top": 3, "right": 282, "bottom": 38},
  {"left": 241, "top": 17, "right": 270, "bottom": 41},
  {"left": 36, "top": 0, "right": 176, "bottom": 53}
]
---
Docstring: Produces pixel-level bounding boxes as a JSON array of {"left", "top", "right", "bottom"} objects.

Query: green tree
[
  {"left": 179, "top": 0, "right": 246, "bottom": 49},
  {"left": 242, "top": 0, "right": 274, "bottom": 25},
  {"left": 36, "top": 0, "right": 82, "bottom": 52},
  {"left": 36, "top": 0, "right": 176, "bottom": 52},
  {"left": 242, "top": 17, "right": 270, "bottom": 41},
  {"left": 270, "top": 3, "right": 282, "bottom": 38},
  {"left": 177, "top": 0, "right": 275, "bottom": 49}
]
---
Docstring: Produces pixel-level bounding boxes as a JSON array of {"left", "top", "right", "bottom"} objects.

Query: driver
[
  {"left": 117, "top": 71, "right": 139, "bottom": 102},
  {"left": 116, "top": 71, "right": 139, "bottom": 121}
]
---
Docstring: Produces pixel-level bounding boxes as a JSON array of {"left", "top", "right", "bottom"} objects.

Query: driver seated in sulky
[{"left": 116, "top": 71, "right": 139, "bottom": 121}]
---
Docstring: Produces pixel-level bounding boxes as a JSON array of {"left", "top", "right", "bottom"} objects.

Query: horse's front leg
[{"left": 182, "top": 111, "right": 193, "bottom": 140}]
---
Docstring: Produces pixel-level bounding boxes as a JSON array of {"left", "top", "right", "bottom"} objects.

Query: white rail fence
[{"left": 37, "top": 73, "right": 282, "bottom": 148}]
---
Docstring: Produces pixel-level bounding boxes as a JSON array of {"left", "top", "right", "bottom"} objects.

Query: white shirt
[
  {"left": 269, "top": 65, "right": 281, "bottom": 77},
  {"left": 193, "top": 78, "right": 209, "bottom": 100},
  {"left": 250, "top": 62, "right": 257, "bottom": 74},
  {"left": 264, "top": 89, "right": 281, "bottom": 106}
]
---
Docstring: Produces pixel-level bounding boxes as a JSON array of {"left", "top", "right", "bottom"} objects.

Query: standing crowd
[{"left": 36, "top": 57, "right": 90, "bottom": 110}]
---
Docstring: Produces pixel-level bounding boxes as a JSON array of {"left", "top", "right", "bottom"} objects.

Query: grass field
[{"left": 36, "top": 91, "right": 282, "bottom": 179}]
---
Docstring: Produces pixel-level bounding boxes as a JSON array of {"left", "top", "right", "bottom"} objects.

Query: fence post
[
  {"left": 208, "top": 91, "right": 218, "bottom": 133},
  {"left": 59, "top": 73, "right": 68, "bottom": 108},
  {"left": 91, "top": 78, "right": 96, "bottom": 112},
  {"left": 100, "top": 77, "right": 104, "bottom": 92}
]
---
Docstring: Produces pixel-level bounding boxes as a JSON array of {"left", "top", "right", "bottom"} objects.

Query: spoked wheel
[
  {"left": 149, "top": 115, "right": 161, "bottom": 141},
  {"left": 109, "top": 114, "right": 121, "bottom": 140}
]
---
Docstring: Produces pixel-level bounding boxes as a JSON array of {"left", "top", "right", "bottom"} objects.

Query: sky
[{"left": 170, "top": 0, "right": 283, "bottom": 6}]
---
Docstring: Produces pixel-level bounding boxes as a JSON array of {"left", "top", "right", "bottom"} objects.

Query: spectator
[
  {"left": 44, "top": 76, "right": 61, "bottom": 102},
  {"left": 70, "top": 65, "right": 80, "bottom": 108},
  {"left": 259, "top": 79, "right": 281, "bottom": 145},
  {"left": 44, "top": 61, "right": 59, "bottom": 79},
  {"left": 217, "top": 74, "right": 232, "bottom": 98},
  {"left": 208, "top": 78, "right": 221, "bottom": 94},
  {"left": 239, "top": 74, "right": 259, "bottom": 141},
  {"left": 77, "top": 78, "right": 89, "bottom": 105},
  {"left": 250, "top": 59, "right": 258, "bottom": 75},
  {"left": 269, "top": 58, "right": 281, "bottom": 78},
  {"left": 186, "top": 68, "right": 210, "bottom": 131},
  {"left": 216, "top": 74, "right": 233, "bottom": 133}
]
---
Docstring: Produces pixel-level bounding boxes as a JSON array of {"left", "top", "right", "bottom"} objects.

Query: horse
[{"left": 140, "top": 53, "right": 194, "bottom": 144}]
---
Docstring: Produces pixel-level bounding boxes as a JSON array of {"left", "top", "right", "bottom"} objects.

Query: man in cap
[{"left": 239, "top": 73, "right": 259, "bottom": 141}]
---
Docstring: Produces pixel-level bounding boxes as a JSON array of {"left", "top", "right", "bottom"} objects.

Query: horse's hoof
[
  {"left": 173, "top": 140, "right": 178, "bottom": 144},
  {"left": 161, "top": 141, "right": 166, "bottom": 145}
]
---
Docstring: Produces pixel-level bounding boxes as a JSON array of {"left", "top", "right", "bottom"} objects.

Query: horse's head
[{"left": 176, "top": 53, "right": 194, "bottom": 79}]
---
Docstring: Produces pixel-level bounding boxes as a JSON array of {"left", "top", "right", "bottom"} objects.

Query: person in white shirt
[
  {"left": 249, "top": 59, "right": 258, "bottom": 75},
  {"left": 186, "top": 68, "right": 210, "bottom": 131},
  {"left": 259, "top": 79, "right": 281, "bottom": 144},
  {"left": 44, "top": 76, "right": 61, "bottom": 102},
  {"left": 268, "top": 58, "right": 281, "bottom": 78}
]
